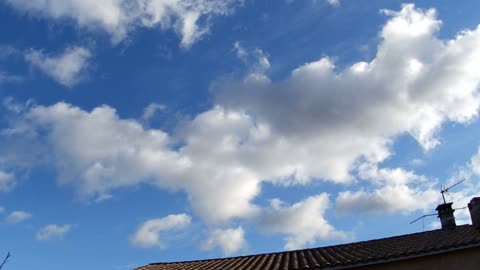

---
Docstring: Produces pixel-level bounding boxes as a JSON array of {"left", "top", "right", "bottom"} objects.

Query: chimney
[
  {"left": 468, "top": 197, "right": 480, "bottom": 230},
  {"left": 436, "top": 203, "right": 456, "bottom": 230}
]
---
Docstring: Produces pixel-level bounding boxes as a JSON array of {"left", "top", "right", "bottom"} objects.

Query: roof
[{"left": 137, "top": 225, "right": 480, "bottom": 270}]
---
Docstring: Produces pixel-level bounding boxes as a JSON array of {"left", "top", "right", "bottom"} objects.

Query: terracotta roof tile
[{"left": 137, "top": 225, "right": 480, "bottom": 270}]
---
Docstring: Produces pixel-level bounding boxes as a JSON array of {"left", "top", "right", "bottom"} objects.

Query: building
[{"left": 136, "top": 197, "right": 480, "bottom": 270}]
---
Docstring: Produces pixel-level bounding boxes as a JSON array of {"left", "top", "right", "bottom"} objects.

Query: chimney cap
[{"left": 436, "top": 202, "right": 454, "bottom": 211}]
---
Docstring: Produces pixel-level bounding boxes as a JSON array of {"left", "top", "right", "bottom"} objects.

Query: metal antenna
[
  {"left": 0, "top": 252, "right": 10, "bottom": 270},
  {"left": 440, "top": 179, "right": 466, "bottom": 204},
  {"left": 410, "top": 179, "right": 467, "bottom": 230},
  {"left": 410, "top": 213, "right": 437, "bottom": 231}
]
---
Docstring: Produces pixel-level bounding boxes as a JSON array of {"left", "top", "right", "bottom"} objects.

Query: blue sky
[{"left": 1, "top": 0, "right": 480, "bottom": 269}]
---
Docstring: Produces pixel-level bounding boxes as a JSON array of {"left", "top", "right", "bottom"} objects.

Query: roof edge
[
  {"left": 141, "top": 225, "right": 474, "bottom": 267},
  {"left": 323, "top": 242, "right": 480, "bottom": 270}
]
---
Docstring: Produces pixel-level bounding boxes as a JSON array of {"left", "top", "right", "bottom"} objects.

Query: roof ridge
[{"left": 148, "top": 225, "right": 474, "bottom": 266}]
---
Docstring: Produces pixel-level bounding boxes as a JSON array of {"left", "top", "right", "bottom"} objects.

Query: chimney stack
[
  {"left": 436, "top": 203, "right": 456, "bottom": 230},
  {"left": 468, "top": 197, "right": 480, "bottom": 230}
]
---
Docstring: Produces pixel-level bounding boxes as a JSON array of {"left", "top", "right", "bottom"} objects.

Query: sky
[{"left": 1, "top": 0, "right": 480, "bottom": 269}]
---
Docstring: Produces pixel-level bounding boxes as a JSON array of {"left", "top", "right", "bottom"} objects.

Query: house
[{"left": 136, "top": 197, "right": 480, "bottom": 270}]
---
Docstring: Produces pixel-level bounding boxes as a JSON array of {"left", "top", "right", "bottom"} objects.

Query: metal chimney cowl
[
  {"left": 468, "top": 197, "right": 480, "bottom": 230},
  {"left": 436, "top": 203, "right": 456, "bottom": 230}
]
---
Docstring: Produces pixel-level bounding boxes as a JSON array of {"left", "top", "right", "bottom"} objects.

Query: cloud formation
[
  {"left": 326, "top": 0, "right": 340, "bottom": 6},
  {"left": 1, "top": 102, "right": 262, "bottom": 223},
  {"left": 5, "top": 0, "right": 242, "bottom": 47},
  {"left": 130, "top": 214, "right": 191, "bottom": 248},
  {"left": 0, "top": 170, "right": 15, "bottom": 192},
  {"left": 202, "top": 227, "right": 247, "bottom": 255},
  {"left": 336, "top": 164, "right": 438, "bottom": 215},
  {"left": 36, "top": 224, "right": 71, "bottom": 240},
  {"left": 260, "top": 194, "right": 346, "bottom": 250},
  {"left": 6, "top": 210, "right": 32, "bottom": 223},
  {"left": 233, "top": 41, "right": 270, "bottom": 74},
  {"left": 25, "top": 46, "right": 91, "bottom": 87},
  {"left": 2, "top": 3, "right": 480, "bottom": 249},
  {"left": 0, "top": 71, "right": 23, "bottom": 84}
]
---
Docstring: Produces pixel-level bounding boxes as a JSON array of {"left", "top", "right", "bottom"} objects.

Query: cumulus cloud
[
  {"left": 25, "top": 46, "right": 91, "bottom": 87},
  {"left": 336, "top": 164, "right": 439, "bottom": 215},
  {"left": 5, "top": 0, "right": 242, "bottom": 47},
  {"left": 260, "top": 194, "right": 347, "bottom": 250},
  {"left": 6, "top": 210, "right": 32, "bottom": 223},
  {"left": 2, "top": 4, "right": 480, "bottom": 233},
  {"left": 213, "top": 3, "right": 480, "bottom": 185},
  {"left": 130, "top": 214, "right": 191, "bottom": 248},
  {"left": 1, "top": 101, "right": 261, "bottom": 223},
  {"left": 36, "top": 224, "right": 71, "bottom": 240},
  {"left": 201, "top": 227, "right": 246, "bottom": 255},
  {"left": 0, "top": 170, "right": 15, "bottom": 192}
]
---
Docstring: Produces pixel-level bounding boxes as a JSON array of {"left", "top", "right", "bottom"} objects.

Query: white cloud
[
  {"left": 336, "top": 164, "right": 439, "bottom": 215},
  {"left": 326, "top": 0, "right": 340, "bottom": 6},
  {"left": 0, "top": 71, "right": 23, "bottom": 84},
  {"left": 2, "top": 4, "right": 480, "bottom": 227},
  {"left": 201, "top": 227, "right": 246, "bottom": 255},
  {"left": 260, "top": 194, "right": 347, "bottom": 250},
  {"left": 1, "top": 101, "right": 261, "bottom": 223},
  {"left": 286, "top": 0, "right": 339, "bottom": 6},
  {"left": 410, "top": 158, "right": 424, "bottom": 166},
  {"left": 215, "top": 3, "right": 480, "bottom": 183},
  {"left": 36, "top": 224, "right": 71, "bottom": 240},
  {"left": 130, "top": 214, "right": 191, "bottom": 248},
  {"left": 25, "top": 46, "right": 91, "bottom": 87},
  {"left": 469, "top": 147, "right": 480, "bottom": 177},
  {"left": 94, "top": 193, "right": 114, "bottom": 203},
  {"left": 0, "top": 170, "right": 15, "bottom": 192},
  {"left": 6, "top": 210, "right": 32, "bottom": 223},
  {"left": 233, "top": 41, "right": 270, "bottom": 74},
  {"left": 141, "top": 103, "right": 166, "bottom": 122},
  {"left": 5, "top": 0, "right": 242, "bottom": 47},
  {"left": 0, "top": 46, "right": 23, "bottom": 84}
]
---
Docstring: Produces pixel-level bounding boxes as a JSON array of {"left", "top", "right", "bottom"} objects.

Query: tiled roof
[{"left": 137, "top": 225, "right": 480, "bottom": 270}]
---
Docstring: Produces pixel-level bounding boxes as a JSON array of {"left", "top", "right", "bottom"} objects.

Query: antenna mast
[{"left": 440, "top": 179, "right": 465, "bottom": 204}]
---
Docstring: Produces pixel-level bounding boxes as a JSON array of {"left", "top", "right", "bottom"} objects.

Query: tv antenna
[
  {"left": 0, "top": 252, "right": 10, "bottom": 270},
  {"left": 440, "top": 179, "right": 465, "bottom": 204},
  {"left": 409, "top": 213, "right": 437, "bottom": 231},
  {"left": 409, "top": 179, "right": 467, "bottom": 230}
]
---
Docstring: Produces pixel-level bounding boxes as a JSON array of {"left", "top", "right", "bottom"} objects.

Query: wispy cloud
[
  {"left": 0, "top": 71, "right": 23, "bottom": 84},
  {"left": 6, "top": 210, "right": 32, "bottom": 223},
  {"left": 36, "top": 224, "right": 71, "bottom": 240},
  {"left": 130, "top": 214, "right": 191, "bottom": 248},
  {"left": 141, "top": 103, "right": 166, "bottom": 122},
  {"left": 5, "top": 0, "right": 243, "bottom": 48},
  {"left": 0, "top": 171, "right": 15, "bottom": 192},
  {"left": 25, "top": 46, "right": 91, "bottom": 87}
]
